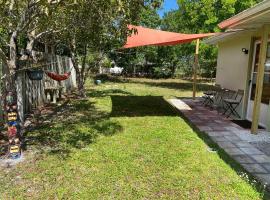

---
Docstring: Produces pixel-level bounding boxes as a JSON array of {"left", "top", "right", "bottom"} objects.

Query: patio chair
[
  {"left": 222, "top": 89, "right": 244, "bottom": 118},
  {"left": 201, "top": 84, "right": 221, "bottom": 106},
  {"left": 206, "top": 85, "right": 230, "bottom": 109},
  {"left": 213, "top": 88, "right": 233, "bottom": 113}
]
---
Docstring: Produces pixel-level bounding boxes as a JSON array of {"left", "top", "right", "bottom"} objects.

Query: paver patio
[{"left": 169, "top": 98, "right": 270, "bottom": 190}]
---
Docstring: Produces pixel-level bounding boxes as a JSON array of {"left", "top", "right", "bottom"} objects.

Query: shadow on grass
[
  {"left": 171, "top": 106, "right": 270, "bottom": 199},
  {"left": 97, "top": 76, "right": 214, "bottom": 92},
  {"left": 127, "top": 79, "right": 214, "bottom": 92},
  {"left": 25, "top": 99, "right": 123, "bottom": 158},
  {"left": 110, "top": 95, "right": 178, "bottom": 117},
  {"left": 87, "top": 89, "right": 133, "bottom": 98}
]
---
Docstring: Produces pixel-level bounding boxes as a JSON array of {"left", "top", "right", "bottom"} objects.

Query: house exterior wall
[
  {"left": 214, "top": 30, "right": 270, "bottom": 128},
  {"left": 215, "top": 33, "right": 253, "bottom": 119},
  {"left": 216, "top": 35, "right": 251, "bottom": 91}
]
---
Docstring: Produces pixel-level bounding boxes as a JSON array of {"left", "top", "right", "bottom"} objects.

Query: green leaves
[{"left": 158, "top": 0, "right": 264, "bottom": 78}]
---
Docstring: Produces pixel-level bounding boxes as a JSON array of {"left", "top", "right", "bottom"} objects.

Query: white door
[{"left": 246, "top": 41, "right": 270, "bottom": 128}]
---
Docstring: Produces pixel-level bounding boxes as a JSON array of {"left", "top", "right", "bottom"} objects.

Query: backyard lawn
[{"left": 0, "top": 78, "right": 266, "bottom": 199}]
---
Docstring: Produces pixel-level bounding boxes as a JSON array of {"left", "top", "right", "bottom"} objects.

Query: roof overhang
[
  {"left": 204, "top": 29, "right": 257, "bottom": 45},
  {"left": 219, "top": 0, "right": 270, "bottom": 29}
]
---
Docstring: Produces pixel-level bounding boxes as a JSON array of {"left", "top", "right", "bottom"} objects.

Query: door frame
[{"left": 246, "top": 40, "right": 269, "bottom": 128}]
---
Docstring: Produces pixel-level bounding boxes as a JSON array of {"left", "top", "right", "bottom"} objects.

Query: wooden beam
[
  {"left": 243, "top": 37, "right": 256, "bottom": 119},
  {"left": 251, "top": 25, "right": 270, "bottom": 134},
  {"left": 193, "top": 39, "right": 200, "bottom": 100}
]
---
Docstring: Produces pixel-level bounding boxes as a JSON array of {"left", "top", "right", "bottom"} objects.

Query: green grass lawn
[{"left": 0, "top": 78, "right": 266, "bottom": 199}]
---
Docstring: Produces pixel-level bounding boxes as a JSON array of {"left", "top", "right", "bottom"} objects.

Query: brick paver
[{"left": 169, "top": 98, "right": 270, "bottom": 190}]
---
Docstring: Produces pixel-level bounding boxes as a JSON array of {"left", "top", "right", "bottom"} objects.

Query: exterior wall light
[{"left": 242, "top": 48, "right": 249, "bottom": 54}]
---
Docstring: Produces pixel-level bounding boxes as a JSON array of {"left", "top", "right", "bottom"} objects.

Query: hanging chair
[{"left": 46, "top": 71, "right": 71, "bottom": 81}]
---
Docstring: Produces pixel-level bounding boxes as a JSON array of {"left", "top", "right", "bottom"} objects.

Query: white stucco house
[{"left": 205, "top": 0, "right": 270, "bottom": 133}]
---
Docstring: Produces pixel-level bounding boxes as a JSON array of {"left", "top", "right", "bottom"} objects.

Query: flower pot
[{"left": 27, "top": 69, "right": 44, "bottom": 80}]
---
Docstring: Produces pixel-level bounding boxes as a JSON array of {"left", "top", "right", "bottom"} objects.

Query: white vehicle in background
[{"left": 109, "top": 66, "right": 123, "bottom": 75}]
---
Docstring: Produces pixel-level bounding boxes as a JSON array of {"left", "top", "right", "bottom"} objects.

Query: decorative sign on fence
[{"left": 6, "top": 91, "right": 21, "bottom": 159}]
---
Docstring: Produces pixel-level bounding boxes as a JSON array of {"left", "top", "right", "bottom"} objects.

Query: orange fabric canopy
[{"left": 123, "top": 25, "right": 216, "bottom": 49}]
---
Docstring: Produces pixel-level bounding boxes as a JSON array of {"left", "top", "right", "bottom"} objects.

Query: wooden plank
[
  {"left": 243, "top": 37, "right": 256, "bottom": 119},
  {"left": 193, "top": 39, "right": 200, "bottom": 100},
  {"left": 251, "top": 25, "right": 270, "bottom": 134},
  {"left": 16, "top": 72, "right": 23, "bottom": 121},
  {"left": 12, "top": 51, "right": 77, "bottom": 118}
]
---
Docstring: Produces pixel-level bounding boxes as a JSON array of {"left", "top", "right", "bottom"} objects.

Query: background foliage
[{"left": 113, "top": 0, "right": 263, "bottom": 78}]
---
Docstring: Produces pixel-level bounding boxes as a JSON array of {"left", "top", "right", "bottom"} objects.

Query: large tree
[
  {"left": 0, "top": 0, "right": 66, "bottom": 93},
  {"left": 50, "top": 0, "right": 158, "bottom": 96},
  {"left": 0, "top": 0, "right": 161, "bottom": 96},
  {"left": 113, "top": 4, "right": 162, "bottom": 77}
]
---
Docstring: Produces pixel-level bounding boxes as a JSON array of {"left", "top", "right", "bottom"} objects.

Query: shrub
[{"left": 152, "top": 66, "right": 173, "bottom": 79}]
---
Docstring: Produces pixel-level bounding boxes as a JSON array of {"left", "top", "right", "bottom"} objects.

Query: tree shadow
[
  {"left": 86, "top": 89, "right": 133, "bottom": 98},
  {"left": 110, "top": 95, "right": 178, "bottom": 117},
  {"left": 24, "top": 98, "right": 123, "bottom": 158}
]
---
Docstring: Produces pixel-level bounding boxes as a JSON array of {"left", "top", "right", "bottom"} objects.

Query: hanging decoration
[
  {"left": 27, "top": 69, "right": 44, "bottom": 81},
  {"left": 26, "top": 59, "right": 44, "bottom": 81},
  {"left": 5, "top": 91, "right": 21, "bottom": 159},
  {"left": 45, "top": 71, "right": 71, "bottom": 81}
]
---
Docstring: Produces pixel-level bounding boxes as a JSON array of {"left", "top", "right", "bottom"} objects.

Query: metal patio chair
[
  {"left": 202, "top": 84, "right": 221, "bottom": 106},
  {"left": 216, "top": 89, "right": 234, "bottom": 112},
  {"left": 222, "top": 89, "right": 244, "bottom": 118}
]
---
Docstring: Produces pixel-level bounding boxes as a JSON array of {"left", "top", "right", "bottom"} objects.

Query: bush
[
  {"left": 94, "top": 74, "right": 123, "bottom": 83},
  {"left": 94, "top": 74, "right": 110, "bottom": 81},
  {"left": 152, "top": 66, "right": 173, "bottom": 79}
]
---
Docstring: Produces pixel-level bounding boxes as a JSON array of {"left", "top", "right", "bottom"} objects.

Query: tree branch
[{"left": 35, "top": 28, "right": 63, "bottom": 40}]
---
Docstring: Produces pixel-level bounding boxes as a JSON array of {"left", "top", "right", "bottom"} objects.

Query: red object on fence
[
  {"left": 46, "top": 71, "right": 71, "bottom": 81},
  {"left": 8, "top": 126, "right": 17, "bottom": 138},
  {"left": 123, "top": 25, "right": 216, "bottom": 49}
]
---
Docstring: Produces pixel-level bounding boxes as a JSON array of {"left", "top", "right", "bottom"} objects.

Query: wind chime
[{"left": 6, "top": 91, "right": 21, "bottom": 159}]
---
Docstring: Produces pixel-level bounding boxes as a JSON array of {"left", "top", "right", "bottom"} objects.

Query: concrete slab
[
  {"left": 223, "top": 147, "right": 246, "bottom": 156},
  {"left": 242, "top": 163, "right": 268, "bottom": 173},
  {"left": 217, "top": 141, "right": 236, "bottom": 148},
  {"left": 232, "top": 155, "right": 255, "bottom": 164},
  {"left": 251, "top": 155, "right": 270, "bottom": 164},
  {"left": 240, "top": 147, "right": 264, "bottom": 155}
]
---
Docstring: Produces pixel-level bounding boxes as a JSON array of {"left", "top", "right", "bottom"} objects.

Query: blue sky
[{"left": 158, "top": 0, "right": 179, "bottom": 18}]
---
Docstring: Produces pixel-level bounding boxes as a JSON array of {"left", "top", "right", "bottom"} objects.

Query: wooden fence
[{"left": 2, "top": 53, "right": 77, "bottom": 122}]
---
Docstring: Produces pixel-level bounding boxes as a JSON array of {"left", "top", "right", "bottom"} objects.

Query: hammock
[{"left": 46, "top": 71, "right": 71, "bottom": 81}]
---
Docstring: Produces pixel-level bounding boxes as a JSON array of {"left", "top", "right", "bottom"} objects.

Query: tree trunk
[
  {"left": 20, "top": 33, "right": 35, "bottom": 61},
  {"left": 70, "top": 52, "right": 86, "bottom": 98},
  {"left": 69, "top": 39, "right": 88, "bottom": 98},
  {"left": 77, "top": 73, "right": 85, "bottom": 97},
  {"left": 7, "top": 31, "right": 18, "bottom": 91}
]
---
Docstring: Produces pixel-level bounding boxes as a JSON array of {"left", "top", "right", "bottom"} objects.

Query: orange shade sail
[{"left": 123, "top": 25, "right": 216, "bottom": 48}]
